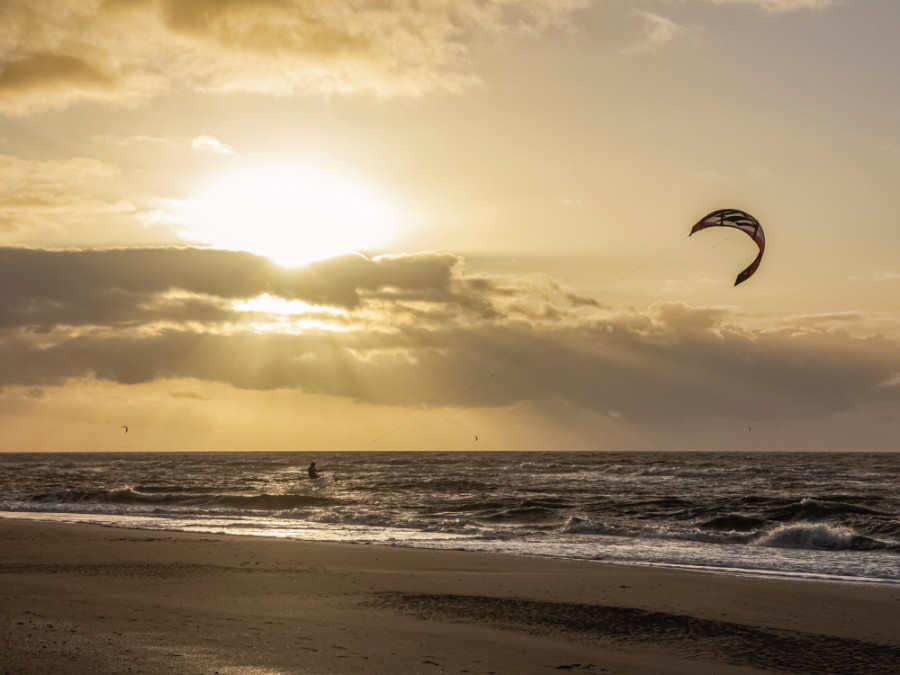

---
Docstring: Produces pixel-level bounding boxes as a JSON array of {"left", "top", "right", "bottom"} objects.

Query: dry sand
[{"left": 1, "top": 519, "right": 898, "bottom": 674}]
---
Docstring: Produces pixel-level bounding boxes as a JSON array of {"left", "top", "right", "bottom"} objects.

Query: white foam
[{"left": 755, "top": 522, "right": 885, "bottom": 551}]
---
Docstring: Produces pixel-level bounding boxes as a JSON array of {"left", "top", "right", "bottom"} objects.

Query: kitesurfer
[{"left": 307, "top": 462, "right": 319, "bottom": 479}]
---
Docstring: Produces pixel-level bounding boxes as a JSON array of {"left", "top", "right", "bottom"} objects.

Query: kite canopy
[{"left": 690, "top": 208, "right": 765, "bottom": 286}]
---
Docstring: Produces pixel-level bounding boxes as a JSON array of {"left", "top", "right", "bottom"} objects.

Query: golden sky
[{"left": 2, "top": 0, "right": 899, "bottom": 451}]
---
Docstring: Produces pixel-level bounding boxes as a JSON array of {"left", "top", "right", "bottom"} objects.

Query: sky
[{"left": 1, "top": 0, "right": 899, "bottom": 452}]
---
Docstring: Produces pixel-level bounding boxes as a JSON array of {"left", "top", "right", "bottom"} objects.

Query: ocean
[{"left": 1, "top": 451, "right": 898, "bottom": 585}]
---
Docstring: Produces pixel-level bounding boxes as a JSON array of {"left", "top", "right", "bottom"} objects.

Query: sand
[{"left": 1, "top": 519, "right": 898, "bottom": 674}]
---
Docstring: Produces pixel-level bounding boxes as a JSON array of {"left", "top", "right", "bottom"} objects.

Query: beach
[{"left": 2, "top": 519, "right": 898, "bottom": 674}]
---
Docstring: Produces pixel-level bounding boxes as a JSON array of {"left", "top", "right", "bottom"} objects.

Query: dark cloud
[
  {"left": 0, "top": 0, "right": 588, "bottom": 114},
  {"left": 157, "top": 0, "right": 378, "bottom": 57},
  {"left": 2, "top": 315, "right": 898, "bottom": 424},
  {"left": 0, "top": 52, "right": 115, "bottom": 94},
  {"left": 0, "top": 247, "right": 465, "bottom": 329},
  {"left": 1, "top": 246, "right": 897, "bottom": 427}
]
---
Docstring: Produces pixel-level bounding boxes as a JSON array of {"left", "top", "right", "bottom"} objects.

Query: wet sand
[{"left": 1, "top": 519, "right": 898, "bottom": 674}]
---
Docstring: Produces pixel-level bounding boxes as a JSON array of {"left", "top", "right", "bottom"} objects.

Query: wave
[
  {"left": 622, "top": 497, "right": 693, "bottom": 509},
  {"left": 434, "top": 500, "right": 510, "bottom": 514},
  {"left": 866, "top": 520, "right": 900, "bottom": 539},
  {"left": 560, "top": 516, "right": 629, "bottom": 536},
  {"left": 559, "top": 515, "right": 754, "bottom": 546},
  {"left": 558, "top": 516, "right": 900, "bottom": 554},
  {"left": 28, "top": 487, "right": 336, "bottom": 510},
  {"left": 753, "top": 523, "right": 896, "bottom": 552},
  {"left": 310, "top": 509, "right": 480, "bottom": 535},
  {"left": 766, "top": 497, "right": 890, "bottom": 522},
  {"left": 367, "top": 478, "right": 500, "bottom": 493},
  {"left": 699, "top": 514, "right": 769, "bottom": 532},
  {"left": 479, "top": 498, "right": 570, "bottom": 524},
  {"left": 133, "top": 485, "right": 250, "bottom": 494}
]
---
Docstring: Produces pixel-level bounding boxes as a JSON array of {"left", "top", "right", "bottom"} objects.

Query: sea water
[{"left": 1, "top": 452, "right": 898, "bottom": 584}]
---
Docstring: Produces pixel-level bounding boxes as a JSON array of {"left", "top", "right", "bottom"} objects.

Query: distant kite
[
  {"left": 690, "top": 209, "right": 765, "bottom": 286},
  {"left": 122, "top": 425, "right": 128, "bottom": 433},
  {"left": 474, "top": 435, "right": 479, "bottom": 441}
]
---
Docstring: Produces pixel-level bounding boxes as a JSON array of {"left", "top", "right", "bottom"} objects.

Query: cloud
[
  {"left": 703, "top": 0, "right": 834, "bottom": 11},
  {"left": 0, "top": 149, "right": 237, "bottom": 244},
  {"left": 0, "top": 0, "right": 588, "bottom": 115},
  {"left": 89, "top": 134, "right": 180, "bottom": 148},
  {"left": 0, "top": 247, "right": 475, "bottom": 329},
  {"left": 190, "top": 135, "right": 236, "bottom": 156},
  {"left": 90, "top": 133, "right": 237, "bottom": 155},
  {"left": 0, "top": 246, "right": 898, "bottom": 429},
  {"left": 0, "top": 52, "right": 114, "bottom": 93},
  {"left": 0, "top": 51, "right": 132, "bottom": 115},
  {"left": 0, "top": 154, "right": 124, "bottom": 238},
  {"left": 624, "top": 12, "right": 686, "bottom": 55}
]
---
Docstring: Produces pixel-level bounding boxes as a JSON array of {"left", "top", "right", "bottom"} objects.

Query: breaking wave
[{"left": 754, "top": 523, "right": 895, "bottom": 551}]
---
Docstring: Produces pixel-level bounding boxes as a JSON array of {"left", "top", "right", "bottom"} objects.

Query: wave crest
[
  {"left": 754, "top": 523, "right": 893, "bottom": 551},
  {"left": 766, "top": 498, "right": 889, "bottom": 522}
]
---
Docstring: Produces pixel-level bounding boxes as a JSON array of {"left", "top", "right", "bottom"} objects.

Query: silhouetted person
[{"left": 307, "top": 461, "right": 319, "bottom": 479}]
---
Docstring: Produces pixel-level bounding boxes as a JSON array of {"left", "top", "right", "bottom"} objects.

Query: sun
[{"left": 184, "top": 164, "right": 395, "bottom": 267}]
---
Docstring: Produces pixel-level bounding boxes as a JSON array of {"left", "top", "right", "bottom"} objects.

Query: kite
[
  {"left": 690, "top": 209, "right": 765, "bottom": 286},
  {"left": 122, "top": 425, "right": 128, "bottom": 433}
]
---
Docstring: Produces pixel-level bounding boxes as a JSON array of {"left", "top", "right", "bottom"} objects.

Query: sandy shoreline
[{"left": 1, "top": 519, "right": 898, "bottom": 674}]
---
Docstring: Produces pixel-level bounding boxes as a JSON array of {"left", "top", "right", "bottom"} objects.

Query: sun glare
[
  {"left": 233, "top": 295, "right": 348, "bottom": 333},
  {"left": 185, "top": 164, "right": 395, "bottom": 266}
]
